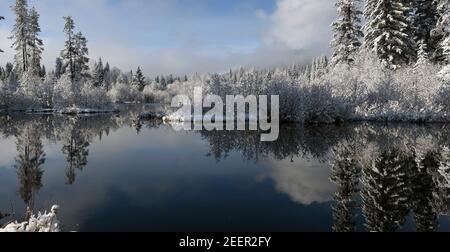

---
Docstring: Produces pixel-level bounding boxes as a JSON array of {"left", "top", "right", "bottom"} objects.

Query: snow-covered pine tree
[
  {"left": 28, "top": 7, "right": 43, "bottom": 77},
  {"left": 39, "top": 65, "right": 46, "bottom": 78},
  {"left": 431, "top": 0, "right": 450, "bottom": 63},
  {"left": 10, "top": 0, "right": 30, "bottom": 74},
  {"left": 413, "top": 0, "right": 438, "bottom": 57},
  {"left": 103, "top": 62, "right": 111, "bottom": 90},
  {"left": 363, "top": 0, "right": 416, "bottom": 69},
  {"left": 55, "top": 57, "right": 63, "bottom": 79},
  {"left": 61, "top": 16, "right": 76, "bottom": 80},
  {"left": 132, "top": 67, "right": 145, "bottom": 92},
  {"left": 331, "top": 0, "right": 363, "bottom": 65},
  {"left": 160, "top": 75, "right": 167, "bottom": 90},
  {"left": 415, "top": 40, "right": 431, "bottom": 69},
  {"left": 72, "top": 32, "right": 89, "bottom": 79},
  {"left": 92, "top": 57, "right": 104, "bottom": 88}
]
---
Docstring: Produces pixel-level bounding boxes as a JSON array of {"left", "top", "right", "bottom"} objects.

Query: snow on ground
[{"left": 0, "top": 205, "right": 61, "bottom": 232}]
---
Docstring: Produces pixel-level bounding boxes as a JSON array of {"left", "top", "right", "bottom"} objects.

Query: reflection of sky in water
[
  {"left": 0, "top": 122, "right": 334, "bottom": 231},
  {"left": 1, "top": 111, "right": 450, "bottom": 232}
]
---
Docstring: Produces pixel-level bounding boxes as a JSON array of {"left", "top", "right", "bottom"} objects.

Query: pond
[{"left": 1, "top": 105, "right": 450, "bottom": 232}]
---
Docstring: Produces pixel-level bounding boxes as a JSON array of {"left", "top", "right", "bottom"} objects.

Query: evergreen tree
[
  {"left": 39, "top": 65, "right": 46, "bottom": 78},
  {"left": 331, "top": 0, "right": 363, "bottom": 65},
  {"left": 73, "top": 32, "right": 89, "bottom": 79},
  {"left": 431, "top": 0, "right": 450, "bottom": 63},
  {"left": 28, "top": 7, "right": 43, "bottom": 76},
  {"left": 160, "top": 76, "right": 167, "bottom": 89},
  {"left": 363, "top": 0, "right": 416, "bottom": 69},
  {"left": 92, "top": 57, "right": 104, "bottom": 87},
  {"left": 415, "top": 41, "right": 431, "bottom": 68},
  {"left": 413, "top": 0, "right": 438, "bottom": 57},
  {"left": 103, "top": 62, "right": 111, "bottom": 90},
  {"left": 55, "top": 57, "right": 63, "bottom": 79},
  {"left": 10, "top": 0, "right": 30, "bottom": 74},
  {"left": 61, "top": 16, "right": 76, "bottom": 80},
  {"left": 131, "top": 67, "right": 145, "bottom": 92}
]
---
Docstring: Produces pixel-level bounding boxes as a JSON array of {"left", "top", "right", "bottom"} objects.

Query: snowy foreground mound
[{"left": 0, "top": 205, "right": 61, "bottom": 232}]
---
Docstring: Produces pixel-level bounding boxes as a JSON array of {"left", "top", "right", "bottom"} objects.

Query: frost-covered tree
[
  {"left": 61, "top": 17, "right": 89, "bottom": 81},
  {"left": 363, "top": 0, "right": 416, "bottom": 69},
  {"left": 331, "top": 0, "right": 363, "bottom": 65},
  {"left": 92, "top": 57, "right": 104, "bottom": 88},
  {"left": 55, "top": 57, "right": 63, "bottom": 79},
  {"left": 10, "top": 0, "right": 30, "bottom": 74},
  {"left": 27, "top": 7, "right": 43, "bottom": 76},
  {"left": 73, "top": 32, "right": 89, "bottom": 78},
  {"left": 415, "top": 41, "right": 430, "bottom": 68},
  {"left": 103, "top": 62, "right": 111, "bottom": 90},
  {"left": 431, "top": 0, "right": 450, "bottom": 63},
  {"left": 413, "top": 0, "right": 438, "bottom": 57},
  {"left": 310, "top": 56, "right": 329, "bottom": 81},
  {"left": 132, "top": 67, "right": 145, "bottom": 92}
]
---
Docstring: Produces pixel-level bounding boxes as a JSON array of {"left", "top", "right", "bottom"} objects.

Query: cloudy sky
[{"left": 0, "top": 0, "right": 336, "bottom": 76}]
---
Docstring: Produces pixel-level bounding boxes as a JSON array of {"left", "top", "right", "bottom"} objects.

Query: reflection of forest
[
  {"left": 0, "top": 108, "right": 140, "bottom": 217},
  {"left": 2, "top": 107, "right": 450, "bottom": 231},
  {"left": 199, "top": 123, "right": 450, "bottom": 232}
]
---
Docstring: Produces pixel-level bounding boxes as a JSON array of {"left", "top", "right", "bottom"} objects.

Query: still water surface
[{"left": 1, "top": 105, "right": 450, "bottom": 232}]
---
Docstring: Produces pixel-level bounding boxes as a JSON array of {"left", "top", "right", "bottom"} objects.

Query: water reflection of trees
[
  {"left": 0, "top": 106, "right": 147, "bottom": 197},
  {"left": 14, "top": 125, "right": 45, "bottom": 218},
  {"left": 3, "top": 108, "right": 450, "bottom": 232},
  {"left": 199, "top": 123, "right": 450, "bottom": 232}
]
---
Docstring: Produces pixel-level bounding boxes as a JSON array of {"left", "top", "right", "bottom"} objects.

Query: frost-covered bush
[
  {"left": 79, "top": 81, "right": 112, "bottom": 108},
  {"left": 300, "top": 83, "right": 351, "bottom": 123},
  {"left": 53, "top": 74, "right": 76, "bottom": 108}
]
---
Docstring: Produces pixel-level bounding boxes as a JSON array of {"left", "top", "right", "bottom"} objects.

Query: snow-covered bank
[
  {"left": 0, "top": 205, "right": 61, "bottom": 232},
  {"left": 58, "top": 106, "right": 119, "bottom": 115},
  {"left": 161, "top": 110, "right": 259, "bottom": 123},
  {"left": 0, "top": 107, "right": 120, "bottom": 115}
]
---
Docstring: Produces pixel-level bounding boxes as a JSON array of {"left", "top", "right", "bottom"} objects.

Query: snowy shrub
[
  {"left": 108, "top": 82, "right": 139, "bottom": 103},
  {"left": 53, "top": 74, "right": 76, "bottom": 107},
  {"left": 300, "top": 83, "right": 351, "bottom": 123},
  {"left": 79, "top": 81, "right": 112, "bottom": 108}
]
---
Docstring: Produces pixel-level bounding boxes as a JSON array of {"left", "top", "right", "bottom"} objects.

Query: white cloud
[{"left": 266, "top": 0, "right": 335, "bottom": 56}]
